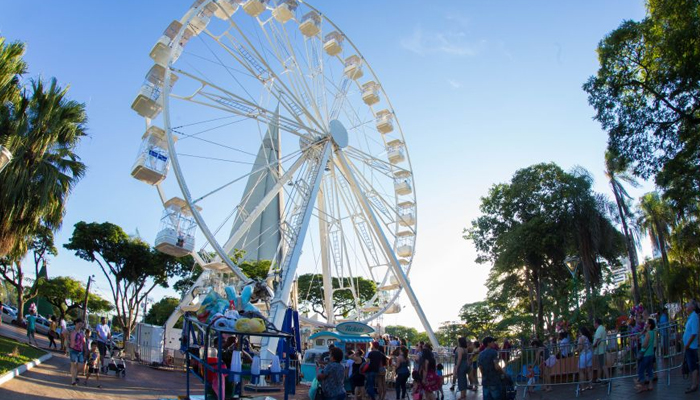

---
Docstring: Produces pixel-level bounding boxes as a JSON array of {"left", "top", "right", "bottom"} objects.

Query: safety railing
[{"left": 498, "top": 323, "right": 683, "bottom": 398}]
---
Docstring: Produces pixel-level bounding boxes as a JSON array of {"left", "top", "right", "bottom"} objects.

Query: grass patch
[{"left": 0, "top": 335, "right": 47, "bottom": 375}]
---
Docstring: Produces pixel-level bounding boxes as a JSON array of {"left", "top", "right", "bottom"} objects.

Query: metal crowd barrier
[{"left": 497, "top": 323, "right": 683, "bottom": 399}]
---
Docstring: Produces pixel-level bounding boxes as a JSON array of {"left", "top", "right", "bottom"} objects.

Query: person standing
[
  {"left": 96, "top": 317, "right": 111, "bottom": 373},
  {"left": 455, "top": 337, "right": 470, "bottom": 399},
  {"left": 478, "top": 337, "right": 503, "bottom": 400},
  {"left": 577, "top": 326, "right": 594, "bottom": 391},
  {"left": 684, "top": 300, "right": 699, "bottom": 394},
  {"left": 69, "top": 318, "right": 86, "bottom": 386},
  {"left": 0, "top": 301, "right": 3, "bottom": 328},
  {"left": 635, "top": 318, "right": 656, "bottom": 393},
  {"left": 350, "top": 349, "right": 366, "bottom": 400},
  {"left": 659, "top": 307, "right": 669, "bottom": 356},
  {"left": 592, "top": 317, "right": 609, "bottom": 382},
  {"left": 394, "top": 346, "right": 410, "bottom": 400},
  {"left": 58, "top": 316, "right": 67, "bottom": 353},
  {"left": 26, "top": 308, "right": 39, "bottom": 347},
  {"left": 317, "top": 347, "right": 347, "bottom": 400},
  {"left": 419, "top": 346, "right": 440, "bottom": 400},
  {"left": 365, "top": 341, "right": 384, "bottom": 400}
]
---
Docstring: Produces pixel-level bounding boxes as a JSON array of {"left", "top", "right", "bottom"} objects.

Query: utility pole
[{"left": 82, "top": 275, "right": 93, "bottom": 322}]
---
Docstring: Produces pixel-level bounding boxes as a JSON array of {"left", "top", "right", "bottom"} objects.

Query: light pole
[
  {"left": 565, "top": 256, "right": 580, "bottom": 320},
  {"left": 82, "top": 275, "right": 95, "bottom": 323}
]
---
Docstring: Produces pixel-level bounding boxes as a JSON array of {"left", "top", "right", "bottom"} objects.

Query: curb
[{"left": 0, "top": 351, "right": 52, "bottom": 386}]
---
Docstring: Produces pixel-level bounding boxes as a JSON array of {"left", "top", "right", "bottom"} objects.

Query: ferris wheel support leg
[
  {"left": 335, "top": 151, "right": 439, "bottom": 348},
  {"left": 262, "top": 141, "right": 333, "bottom": 358},
  {"left": 317, "top": 181, "right": 335, "bottom": 325}
]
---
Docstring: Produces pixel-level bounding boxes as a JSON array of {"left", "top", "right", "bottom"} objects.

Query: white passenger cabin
[
  {"left": 213, "top": 0, "right": 241, "bottom": 20},
  {"left": 131, "top": 126, "right": 174, "bottom": 185},
  {"left": 394, "top": 170, "right": 412, "bottom": 196},
  {"left": 361, "top": 305, "right": 381, "bottom": 313},
  {"left": 344, "top": 55, "right": 363, "bottom": 80},
  {"left": 131, "top": 65, "right": 179, "bottom": 120},
  {"left": 361, "top": 81, "right": 380, "bottom": 106},
  {"left": 242, "top": 0, "right": 268, "bottom": 17},
  {"left": 375, "top": 109, "right": 393, "bottom": 134},
  {"left": 396, "top": 230, "right": 415, "bottom": 258},
  {"left": 150, "top": 21, "right": 192, "bottom": 67},
  {"left": 155, "top": 197, "right": 200, "bottom": 257},
  {"left": 386, "top": 139, "right": 405, "bottom": 164},
  {"left": 299, "top": 11, "right": 321, "bottom": 37},
  {"left": 398, "top": 201, "right": 415, "bottom": 227},
  {"left": 185, "top": 0, "right": 218, "bottom": 35},
  {"left": 202, "top": 261, "right": 230, "bottom": 271},
  {"left": 384, "top": 303, "right": 401, "bottom": 314},
  {"left": 272, "top": 0, "right": 296, "bottom": 23},
  {"left": 378, "top": 276, "right": 400, "bottom": 291},
  {"left": 0, "top": 145, "right": 11, "bottom": 173},
  {"left": 323, "top": 31, "right": 343, "bottom": 56}
]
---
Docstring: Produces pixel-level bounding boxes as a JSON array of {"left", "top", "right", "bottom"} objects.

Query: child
[
  {"left": 411, "top": 370, "right": 423, "bottom": 400},
  {"left": 85, "top": 342, "right": 102, "bottom": 388},
  {"left": 435, "top": 363, "right": 444, "bottom": 400},
  {"left": 526, "top": 364, "right": 535, "bottom": 393}
]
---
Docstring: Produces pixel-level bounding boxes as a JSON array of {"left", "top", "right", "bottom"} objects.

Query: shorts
[
  {"left": 685, "top": 348, "right": 699, "bottom": 372},
  {"left": 597, "top": 353, "right": 605, "bottom": 369},
  {"left": 69, "top": 349, "right": 85, "bottom": 364},
  {"left": 27, "top": 329, "right": 35, "bottom": 338},
  {"left": 578, "top": 350, "right": 592, "bottom": 369},
  {"left": 88, "top": 366, "right": 100, "bottom": 374}
]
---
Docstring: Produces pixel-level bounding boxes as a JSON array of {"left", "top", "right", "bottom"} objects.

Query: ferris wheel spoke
[{"left": 216, "top": 20, "right": 327, "bottom": 133}]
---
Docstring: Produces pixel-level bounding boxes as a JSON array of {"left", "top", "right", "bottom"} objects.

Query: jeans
[
  {"left": 637, "top": 355, "right": 654, "bottom": 383},
  {"left": 365, "top": 371, "right": 378, "bottom": 399},
  {"left": 324, "top": 395, "right": 346, "bottom": 400},
  {"left": 483, "top": 385, "right": 501, "bottom": 400},
  {"left": 396, "top": 372, "right": 410, "bottom": 399}
]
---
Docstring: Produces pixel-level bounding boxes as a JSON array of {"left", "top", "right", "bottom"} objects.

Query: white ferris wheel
[{"left": 129, "top": 0, "right": 437, "bottom": 347}]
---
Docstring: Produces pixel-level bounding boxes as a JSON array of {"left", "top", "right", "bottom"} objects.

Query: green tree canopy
[
  {"left": 64, "top": 221, "right": 191, "bottom": 337},
  {"left": 38, "top": 276, "right": 112, "bottom": 320},
  {"left": 583, "top": 0, "right": 700, "bottom": 216},
  {"left": 385, "top": 325, "right": 419, "bottom": 344},
  {"left": 144, "top": 297, "right": 180, "bottom": 326},
  {"left": 296, "top": 273, "right": 376, "bottom": 319}
]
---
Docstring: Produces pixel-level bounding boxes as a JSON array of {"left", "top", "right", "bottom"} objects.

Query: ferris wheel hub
[{"left": 328, "top": 119, "right": 348, "bottom": 149}]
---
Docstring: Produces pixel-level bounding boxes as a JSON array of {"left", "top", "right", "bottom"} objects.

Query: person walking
[
  {"left": 95, "top": 317, "right": 111, "bottom": 373},
  {"left": 635, "top": 318, "right": 656, "bottom": 393},
  {"left": 455, "top": 337, "right": 470, "bottom": 399},
  {"left": 48, "top": 315, "right": 58, "bottom": 349},
  {"left": 317, "top": 347, "right": 347, "bottom": 400},
  {"left": 25, "top": 307, "right": 39, "bottom": 347},
  {"left": 68, "top": 318, "right": 86, "bottom": 386},
  {"left": 58, "top": 316, "right": 67, "bottom": 353},
  {"left": 478, "top": 337, "right": 503, "bottom": 400},
  {"left": 365, "top": 341, "right": 384, "bottom": 400},
  {"left": 683, "top": 300, "right": 699, "bottom": 394},
  {"left": 592, "top": 317, "right": 609, "bottom": 382}
]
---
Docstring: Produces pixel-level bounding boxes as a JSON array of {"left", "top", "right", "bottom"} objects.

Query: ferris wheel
[{"left": 129, "top": 0, "right": 436, "bottom": 346}]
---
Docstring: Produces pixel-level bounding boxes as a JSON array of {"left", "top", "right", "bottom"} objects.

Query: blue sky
[{"left": 0, "top": 1, "right": 651, "bottom": 331}]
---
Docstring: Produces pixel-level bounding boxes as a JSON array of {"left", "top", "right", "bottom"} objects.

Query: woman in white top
[{"left": 577, "top": 326, "right": 594, "bottom": 391}]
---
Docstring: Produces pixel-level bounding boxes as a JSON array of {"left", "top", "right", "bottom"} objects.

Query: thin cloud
[
  {"left": 447, "top": 79, "right": 462, "bottom": 89},
  {"left": 400, "top": 25, "right": 479, "bottom": 57}
]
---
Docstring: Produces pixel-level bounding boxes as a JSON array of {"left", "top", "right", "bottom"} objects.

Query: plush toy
[{"left": 234, "top": 317, "right": 266, "bottom": 333}]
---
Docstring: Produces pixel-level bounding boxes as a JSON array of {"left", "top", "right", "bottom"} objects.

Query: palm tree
[
  {"left": 0, "top": 78, "right": 87, "bottom": 256},
  {"left": 604, "top": 150, "right": 642, "bottom": 304},
  {"left": 638, "top": 192, "right": 674, "bottom": 305},
  {"left": 0, "top": 37, "right": 26, "bottom": 105}
]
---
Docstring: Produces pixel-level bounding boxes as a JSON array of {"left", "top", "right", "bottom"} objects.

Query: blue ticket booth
[{"left": 300, "top": 322, "right": 374, "bottom": 382}]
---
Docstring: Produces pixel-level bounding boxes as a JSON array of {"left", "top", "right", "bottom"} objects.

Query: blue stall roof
[{"left": 309, "top": 331, "right": 373, "bottom": 343}]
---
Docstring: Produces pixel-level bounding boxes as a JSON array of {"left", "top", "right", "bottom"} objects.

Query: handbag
[{"left": 361, "top": 361, "right": 370, "bottom": 374}]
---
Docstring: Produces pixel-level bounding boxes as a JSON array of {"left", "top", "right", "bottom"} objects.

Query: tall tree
[
  {"left": 638, "top": 192, "right": 674, "bottom": 304},
  {"left": 0, "top": 78, "right": 87, "bottom": 256},
  {"left": 0, "top": 225, "right": 56, "bottom": 320},
  {"left": 64, "top": 221, "right": 189, "bottom": 337},
  {"left": 604, "top": 150, "right": 642, "bottom": 304},
  {"left": 583, "top": 0, "right": 700, "bottom": 215},
  {"left": 144, "top": 297, "right": 180, "bottom": 326},
  {"left": 296, "top": 273, "right": 377, "bottom": 319},
  {"left": 37, "top": 276, "right": 112, "bottom": 320}
]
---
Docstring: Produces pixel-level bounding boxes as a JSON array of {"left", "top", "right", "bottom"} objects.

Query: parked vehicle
[{"left": 1, "top": 306, "right": 18, "bottom": 325}]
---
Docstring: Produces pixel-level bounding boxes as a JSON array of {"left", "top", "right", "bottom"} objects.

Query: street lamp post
[{"left": 565, "top": 256, "right": 580, "bottom": 319}]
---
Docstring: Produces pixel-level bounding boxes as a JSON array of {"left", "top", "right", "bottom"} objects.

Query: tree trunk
[
  {"left": 534, "top": 269, "right": 544, "bottom": 338},
  {"left": 613, "top": 192, "right": 641, "bottom": 304},
  {"left": 16, "top": 283, "right": 24, "bottom": 321}
]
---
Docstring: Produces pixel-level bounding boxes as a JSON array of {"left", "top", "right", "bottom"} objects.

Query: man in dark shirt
[
  {"left": 365, "top": 341, "right": 385, "bottom": 400},
  {"left": 478, "top": 336, "right": 503, "bottom": 400}
]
